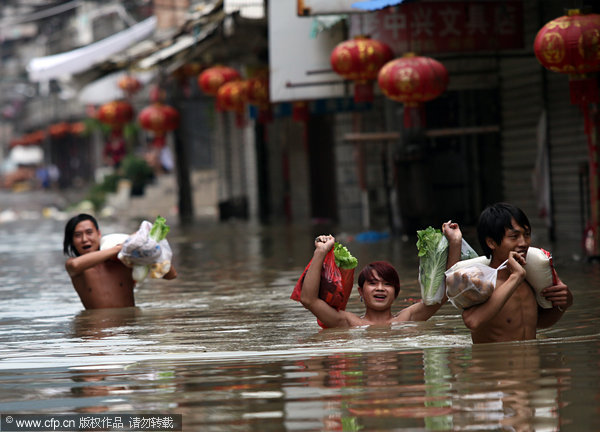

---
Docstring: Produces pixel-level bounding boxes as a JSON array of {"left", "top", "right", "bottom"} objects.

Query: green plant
[
  {"left": 98, "top": 173, "right": 122, "bottom": 193},
  {"left": 83, "top": 172, "right": 125, "bottom": 211},
  {"left": 121, "top": 154, "right": 153, "bottom": 195},
  {"left": 85, "top": 183, "right": 108, "bottom": 211}
]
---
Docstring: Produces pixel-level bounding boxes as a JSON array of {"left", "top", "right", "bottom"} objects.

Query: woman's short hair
[
  {"left": 357, "top": 261, "right": 401, "bottom": 298},
  {"left": 477, "top": 202, "right": 530, "bottom": 258},
  {"left": 63, "top": 213, "right": 99, "bottom": 257}
]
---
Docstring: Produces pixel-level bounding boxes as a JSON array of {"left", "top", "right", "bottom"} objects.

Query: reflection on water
[{"left": 0, "top": 218, "right": 599, "bottom": 431}]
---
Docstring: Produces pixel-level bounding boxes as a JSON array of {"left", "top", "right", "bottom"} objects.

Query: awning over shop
[
  {"left": 27, "top": 16, "right": 157, "bottom": 82},
  {"left": 78, "top": 70, "right": 155, "bottom": 105},
  {"left": 137, "top": 19, "right": 221, "bottom": 70}
]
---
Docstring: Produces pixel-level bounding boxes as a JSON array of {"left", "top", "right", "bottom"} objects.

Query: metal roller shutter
[
  {"left": 499, "top": 56, "right": 547, "bottom": 238},
  {"left": 545, "top": 72, "right": 588, "bottom": 244}
]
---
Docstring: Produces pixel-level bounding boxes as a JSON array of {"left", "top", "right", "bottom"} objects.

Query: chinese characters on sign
[{"left": 350, "top": 1, "right": 523, "bottom": 55}]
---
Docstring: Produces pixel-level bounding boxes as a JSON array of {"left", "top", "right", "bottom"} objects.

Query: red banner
[{"left": 350, "top": 1, "right": 523, "bottom": 55}]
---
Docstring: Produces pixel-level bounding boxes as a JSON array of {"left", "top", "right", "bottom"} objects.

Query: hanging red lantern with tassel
[
  {"left": 217, "top": 80, "right": 248, "bottom": 127},
  {"left": 377, "top": 53, "right": 448, "bottom": 128},
  {"left": 118, "top": 75, "right": 142, "bottom": 98},
  {"left": 97, "top": 100, "right": 134, "bottom": 130},
  {"left": 534, "top": 9, "right": 600, "bottom": 257},
  {"left": 97, "top": 100, "right": 134, "bottom": 167},
  {"left": 138, "top": 103, "right": 180, "bottom": 148},
  {"left": 331, "top": 36, "right": 394, "bottom": 103},
  {"left": 198, "top": 66, "right": 241, "bottom": 96},
  {"left": 534, "top": 10, "right": 600, "bottom": 105},
  {"left": 173, "top": 63, "right": 203, "bottom": 97},
  {"left": 246, "top": 73, "right": 272, "bottom": 123}
]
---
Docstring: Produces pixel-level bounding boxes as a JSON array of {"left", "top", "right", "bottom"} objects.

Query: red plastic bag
[{"left": 291, "top": 249, "right": 355, "bottom": 328}]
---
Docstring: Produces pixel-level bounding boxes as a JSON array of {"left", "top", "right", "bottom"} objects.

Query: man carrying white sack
[
  {"left": 459, "top": 202, "right": 572, "bottom": 344},
  {"left": 63, "top": 214, "right": 177, "bottom": 310}
]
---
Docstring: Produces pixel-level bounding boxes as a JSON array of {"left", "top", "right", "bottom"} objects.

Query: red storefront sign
[{"left": 350, "top": 1, "right": 523, "bottom": 55}]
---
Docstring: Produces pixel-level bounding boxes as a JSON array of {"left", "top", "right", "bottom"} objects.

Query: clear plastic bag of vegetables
[
  {"left": 416, "top": 226, "right": 479, "bottom": 305},
  {"left": 445, "top": 257, "right": 506, "bottom": 310},
  {"left": 118, "top": 216, "right": 172, "bottom": 282}
]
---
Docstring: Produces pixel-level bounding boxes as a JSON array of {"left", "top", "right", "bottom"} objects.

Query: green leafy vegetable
[
  {"left": 416, "top": 226, "right": 449, "bottom": 304},
  {"left": 416, "top": 226, "right": 443, "bottom": 257},
  {"left": 334, "top": 242, "right": 358, "bottom": 269},
  {"left": 149, "top": 216, "right": 170, "bottom": 242}
]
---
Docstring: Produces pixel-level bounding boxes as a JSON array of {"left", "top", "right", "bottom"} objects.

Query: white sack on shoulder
[
  {"left": 524, "top": 247, "right": 556, "bottom": 309},
  {"left": 100, "top": 233, "right": 130, "bottom": 250}
]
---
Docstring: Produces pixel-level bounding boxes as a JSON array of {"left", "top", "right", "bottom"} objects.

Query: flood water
[{"left": 0, "top": 216, "right": 599, "bottom": 431}]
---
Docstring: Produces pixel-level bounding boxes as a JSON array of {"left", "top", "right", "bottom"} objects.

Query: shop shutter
[
  {"left": 545, "top": 72, "right": 588, "bottom": 244},
  {"left": 499, "top": 56, "right": 547, "bottom": 238}
]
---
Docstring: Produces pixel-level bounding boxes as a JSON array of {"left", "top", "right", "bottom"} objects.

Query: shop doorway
[{"left": 307, "top": 114, "right": 338, "bottom": 223}]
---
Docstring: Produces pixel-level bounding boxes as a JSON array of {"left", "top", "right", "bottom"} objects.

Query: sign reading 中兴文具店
[{"left": 349, "top": 1, "right": 524, "bottom": 55}]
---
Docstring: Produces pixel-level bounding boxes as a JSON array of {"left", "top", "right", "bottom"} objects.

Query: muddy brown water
[{"left": 0, "top": 217, "right": 598, "bottom": 431}]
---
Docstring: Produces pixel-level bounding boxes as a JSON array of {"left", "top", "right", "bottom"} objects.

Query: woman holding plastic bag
[{"left": 295, "top": 222, "right": 462, "bottom": 328}]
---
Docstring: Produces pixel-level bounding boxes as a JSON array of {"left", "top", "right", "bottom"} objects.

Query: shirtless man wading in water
[{"left": 63, "top": 214, "right": 177, "bottom": 309}]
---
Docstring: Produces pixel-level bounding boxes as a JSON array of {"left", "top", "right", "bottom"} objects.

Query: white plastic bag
[
  {"left": 117, "top": 220, "right": 172, "bottom": 282},
  {"left": 118, "top": 221, "right": 161, "bottom": 265},
  {"left": 445, "top": 258, "right": 506, "bottom": 310}
]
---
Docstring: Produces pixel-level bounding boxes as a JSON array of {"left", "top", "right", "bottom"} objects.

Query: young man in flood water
[
  {"left": 63, "top": 214, "right": 177, "bottom": 309},
  {"left": 461, "top": 203, "right": 573, "bottom": 343},
  {"left": 300, "top": 222, "right": 462, "bottom": 327}
]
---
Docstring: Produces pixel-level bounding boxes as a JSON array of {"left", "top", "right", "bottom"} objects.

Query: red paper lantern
[
  {"left": 246, "top": 75, "right": 269, "bottom": 108},
  {"left": 534, "top": 10, "right": 600, "bottom": 105},
  {"left": 198, "top": 66, "right": 241, "bottom": 96},
  {"left": 173, "top": 63, "right": 204, "bottom": 97},
  {"left": 535, "top": 10, "right": 600, "bottom": 257},
  {"left": 534, "top": 11, "right": 600, "bottom": 74},
  {"left": 138, "top": 103, "right": 179, "bottom": 148},
  {"left": 118, "top": 75, "right": 142, "bottom": 97},
  {"left": 378, "top": 53, "right": 448, "bottom": 128},
  {"left": 216, "top": 80, "right": 248, "bottom": 127},
  {"left": 97, "top": 100, "right": 134, "bottom": 130},
  {"left": 182, "top": 62, "right": 203, "bottom": 77},
  {"left": 216, "top": 80, "right": 247, "bottom": 113},
  {"left": 331, "top": 36, "right": 394, "bottom": 103},
  {"left": 246, "top": 73, "right": 272, "bottom": 123}
]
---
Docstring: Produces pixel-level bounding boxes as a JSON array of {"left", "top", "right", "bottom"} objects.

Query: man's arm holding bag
[{"left": 296, "top": 236, "right": 351, "bottom": 328}]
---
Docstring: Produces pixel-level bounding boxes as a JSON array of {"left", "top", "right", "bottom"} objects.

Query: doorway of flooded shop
[
  {"left": 307, "top": 114, "right": 338, "bottom": 224},
  {"left": 396, "top": 88, "right": 502, "bottom": 232}
]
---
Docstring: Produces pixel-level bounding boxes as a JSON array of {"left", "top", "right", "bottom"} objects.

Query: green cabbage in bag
[
  {"left": 417, "top": 227, "right": 448, "bottom": 305},
  {"left": 416, "top": 226, "right": 479, "bottom": 305}
]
